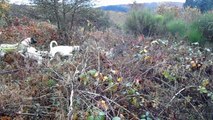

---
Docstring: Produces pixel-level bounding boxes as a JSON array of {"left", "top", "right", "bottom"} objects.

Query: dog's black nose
[{"left": 31, "top": 38, "right": 37, "bottom": 44}]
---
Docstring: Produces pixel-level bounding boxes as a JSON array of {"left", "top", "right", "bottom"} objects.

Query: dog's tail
[{"left": 50, "top": 41, "right": 58, "bottom": 51}]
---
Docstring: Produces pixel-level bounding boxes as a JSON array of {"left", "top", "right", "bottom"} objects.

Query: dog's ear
[{"left": 31, "top": 38, "right": 37, "bottom": 44}]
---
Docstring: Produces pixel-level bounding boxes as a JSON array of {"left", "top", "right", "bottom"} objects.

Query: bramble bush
[
  {"left": 0, "top": 17, "right": 58, "bottom": 48},
  {"left": 0, "top": 25, "right": 213, "bottom": 119}
]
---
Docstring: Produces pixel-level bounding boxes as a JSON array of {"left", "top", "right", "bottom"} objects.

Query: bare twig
[
  {"left": 77, "top": 90, "right": 140, "bottom": 120},
  {"left": 67, "top": 90, "right": 74, "bottom": 120},
  {"left": 16, "top": 112, "right": 54, "bottom": 117},
  {"left": 0, "top": 69, "right": 19, "bottom": 75},
  {"left": 159, "top": 86, "right": 205, "bottom": 120},
  {"left": 95, "top": 41, "right": 101, "bottom": 73}
]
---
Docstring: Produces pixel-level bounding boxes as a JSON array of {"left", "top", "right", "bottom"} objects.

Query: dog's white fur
[
  {"left": 21, "top": 37, "right": 33, "bottom": 47},
  {"left": 37, "top": 50, "right": 49, "bottom": 57},
  {"left": 49, "top": 41, "right": 80, "bottom": 60},
  {"left": 0, "top": 38, "right": 43, "bottom": 64},
  {"left": 25, "top": 47, "right": 43, "bottom": 65}
]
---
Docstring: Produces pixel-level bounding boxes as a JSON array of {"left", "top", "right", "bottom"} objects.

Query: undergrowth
[{"left": 0, "top": 27, "right": 213, "bottom": 120}]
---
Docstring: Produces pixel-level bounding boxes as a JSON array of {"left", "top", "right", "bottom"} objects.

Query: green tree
[
  {"left": 0, "top": 0, "right": 10, "bottom": 27},
  {"left": 184, "top": 0, "right": 213, "bottom": 12},
  {"left": 0, "top": 0, "right": 9, "bottom": 18}
]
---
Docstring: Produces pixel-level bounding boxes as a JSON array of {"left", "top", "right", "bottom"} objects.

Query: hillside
[
  {"left": 100, "top": 5, "right": 130, "bottom": 12},
  {"left": 99, "top": 2, "right": 183, "bottom": 12}
]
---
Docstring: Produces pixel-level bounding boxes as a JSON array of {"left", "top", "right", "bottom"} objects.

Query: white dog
[
  {"left": 21, "top": 37, "right": 37, "bottom": 46},
  {"left": 0, "top": 37, "right": 36, "bottom": 48},
  {"left": 0, "top": 37, "right": 37, "bottom": 56},
  {"left": 49, "top": 41, "right": 80, "bottom": 60},
  {"left": 24, "top": 47, "right": 43, "bottom": 65},
  {"left": 18, "top": 37, "right": 37, "bottom": 54},
  {"left": 37, "top": 50, "right": 49, "bottom": 58}
]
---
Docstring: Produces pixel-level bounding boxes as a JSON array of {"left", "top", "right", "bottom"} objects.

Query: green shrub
[
  {"left": 195, "top": 13, "right": 213, "bottom": 42},
  {"left": 186, "top": 12, "right": 213, "bottom": 43},
  {"left": 47, "top": 79, "right": 57, "bottom": 87},
  {"left": 125, "top": 9, "right": 162, "bottom": 36},
  {"left": 187, "top": 24, "right": 203, "bottom": 43},
  {"left": 166, "top": 19, "right": 187, "bottom": 37},
  {"left": 161, "top": 11, "right": 176, "bottom": 24},
  {"left": 153, "top": 14, "right": 166, "bottom": 35},
  {"left": 125, "top": 10, "right": 140, "bottom": 36},
  {"left": 154, "top": 14, "right": 164, "bottom": 23}
]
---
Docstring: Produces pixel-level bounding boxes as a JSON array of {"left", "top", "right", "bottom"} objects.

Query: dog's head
[{"left": 30, "top": 38, "right": 37, "bottom": 44}]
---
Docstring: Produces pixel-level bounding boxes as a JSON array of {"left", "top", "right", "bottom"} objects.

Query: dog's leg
[{"left": 67, "top": 54, "right": 74, "bottom": 61}]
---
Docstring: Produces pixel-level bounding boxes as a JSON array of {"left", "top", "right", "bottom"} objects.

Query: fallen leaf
[{"left": 117, "top": 77, "right": 123, "bottom": 82}]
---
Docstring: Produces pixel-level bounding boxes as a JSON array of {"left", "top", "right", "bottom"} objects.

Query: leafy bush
[
  {"left": 125, "top": 9, "right": 162, "bottom": 36},
  {"left": 161, "top": 11, "right": 176, "bottom": 24},
  {"left": 187, "top": 24, "right": 203, "bottom": 43},
  {"left": 195, "top": 12, "right": 213, "bottom": 42},
  {"left": 125, "top": 10, "right": 139, "bottom": 36},
  {"left": 186, "top": 12, "right": 213, "bottom": 43},
  {"left": 153, "top": 14, "right": 165, "bottom": 35},
  {"left": 125, "top": 8, "right": 181, "bottom": 37},
  {"left": 166, "top": 19, "right": 187, "bottom": 38}
]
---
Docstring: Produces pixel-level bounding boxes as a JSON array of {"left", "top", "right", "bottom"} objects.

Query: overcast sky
[{"left": 10, "top": 0, "right": 186, "bottom": 6}]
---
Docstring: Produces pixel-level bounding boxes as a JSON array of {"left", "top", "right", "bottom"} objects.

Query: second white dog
[
  {"left": 25, "top": 47, "right": 43, "bottom": 65},
  {"left": 49, "top": 41, "right": 80, "bottom": 60}
]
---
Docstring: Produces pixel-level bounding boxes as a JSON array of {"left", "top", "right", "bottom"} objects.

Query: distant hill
[
  {"left": 99, "top": 2, "right": 183, "bottom": 12},
  {"left": 100, "top": 5, "right": 130, "bottom": 12}
]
